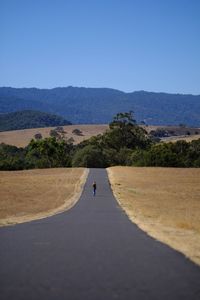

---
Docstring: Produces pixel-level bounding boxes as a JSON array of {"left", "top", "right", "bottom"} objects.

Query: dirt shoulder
[
  {"left": 107, "top": 166, "right": 200, "bottom": 266},
  {"left": 0, "top": 168, "right": 89, "bottom": 226}
]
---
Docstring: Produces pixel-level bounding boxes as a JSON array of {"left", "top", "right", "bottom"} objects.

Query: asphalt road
[{"left": 0, "top": 168, "right": 200, "bottom": 300}]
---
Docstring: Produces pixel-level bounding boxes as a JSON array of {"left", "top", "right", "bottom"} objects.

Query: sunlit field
[
  {"left": 0, "top": 124, "right": 108, "bottom": 147},
  {"left": 108, "top": 167, "right": 200, "bottom": 265},
  {"left": 0, "top": 168, "right": 88, "bottom": 226}
]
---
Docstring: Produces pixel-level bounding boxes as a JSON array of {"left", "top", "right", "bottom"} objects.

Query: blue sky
[{"left": 1, "top": 0, "right": 200, "bottom": 94}]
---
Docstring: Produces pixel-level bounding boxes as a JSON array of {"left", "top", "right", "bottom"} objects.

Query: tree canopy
[{"left": 0, "top": 112, "right": 200, "bottom": 170}]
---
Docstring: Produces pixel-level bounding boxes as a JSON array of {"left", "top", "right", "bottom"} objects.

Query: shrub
[
  {"left": 34, "top": 133, "right": 42, "bottom": 140},
  {"left": 72, "top": 128, "right": 84, "bottom": 136}
]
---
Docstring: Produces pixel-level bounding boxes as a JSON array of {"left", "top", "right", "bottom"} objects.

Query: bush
[
  {"left": 34, "top": 133, "right": 42, "bottom": 140},
  {"left": 72, "top": 129, "right": 83, "bottom": 136},
  {"left": 50, "top": 129, "right": 60, "bottom": 139}
]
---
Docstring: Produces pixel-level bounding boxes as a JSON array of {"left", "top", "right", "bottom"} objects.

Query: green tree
[
  {"left": 0, "top": 143, "right": 25, "bottom": 170},
  {"left": 72, "top": 112, "right": 152, "bottom": 167},
  {"left": 72, "top": 145, "right": 107, "bottom": 168},
  {"left": 109, "top": 111, "right": 136, "bottom": 129},
  {"left": 102, "top": 111, "right": 151, "bottom": 151},
  {"left": 72, "top": 128, "right": 83, "bottom": 136},
  {"left": 34, "top": 133, "right": 42, "bottom": 140},
  {"left": 25, "top": 137, "right": 73, "bottom": 168}
]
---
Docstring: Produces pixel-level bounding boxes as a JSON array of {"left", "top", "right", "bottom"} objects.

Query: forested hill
[
  {"left": 0, "top": 110, "right": 71, "bottom": 131},
  {"left": 0, "top": 87, "right": 200, "bottom": 126}
]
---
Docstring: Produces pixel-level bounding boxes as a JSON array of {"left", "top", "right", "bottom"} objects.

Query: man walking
[{"left": 92, "top": 181, "right": 97, "bottom": 196}]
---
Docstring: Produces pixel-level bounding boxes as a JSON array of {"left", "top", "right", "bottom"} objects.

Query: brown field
[
  {"left": 107, "top": 167, "right": 200, "bottom": 265},
  {"left": 0, "top": 124, "right": 199, "bottom": 148},
  {"left": 0, "top": 168, "right": 88, "bottom": 226},
  {"left": 143, "top": 125, "right": 200, "bottom": 143},
  {"left": 144, "top": 125, "right": 200, "bottom": 135},
  {"left": 161, "top": 134, "right": 200, "bottom": 143},
  {"left": 0, "top": 124, "right": 108, "bottom": 148}
]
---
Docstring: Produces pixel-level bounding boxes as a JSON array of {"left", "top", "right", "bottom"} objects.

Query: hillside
[
  {"left": 0, "top": 110, "right": 71, "bottom": 131},
  {"left": 0, "top": 124, "right": 108, "bottom": 147},
  {"left": 0, "top": 87, "right": 200, "bottom": 126},
  {"left": 0, "top": 124, "right": 199, "bottom": 148}
]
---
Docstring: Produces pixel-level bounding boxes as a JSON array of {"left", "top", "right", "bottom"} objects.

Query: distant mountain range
[
  {"left": 0, "top": 87, "right": 200, "bottom": 126},
  {"left": 0, "top": 110, "right": 71, "bottom": 132}
]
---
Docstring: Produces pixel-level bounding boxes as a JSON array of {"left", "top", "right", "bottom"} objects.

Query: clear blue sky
[{"left": 1, "top": 0, "right": 200, "bottom": 94}]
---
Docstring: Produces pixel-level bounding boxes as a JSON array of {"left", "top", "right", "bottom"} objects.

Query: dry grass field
[
  {"left": 108, "top": 167, "right": 200, "bottom": 265},
  {"left": 143, "top": 125, "right": 200, "bottom": 143},
  {"left": 0, "top": 124, "right": 199, "bottom": 148},
  {"left": 161, "top": 134, "right": 200, "bottom": 143},
  {"left": 0, "top": 168, "right": 88, "bottom": 226},
  {"left": 0, "top": 124, "right": 108, "bottom": 148}
]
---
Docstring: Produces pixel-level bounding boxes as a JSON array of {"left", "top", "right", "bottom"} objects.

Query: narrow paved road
[{"left": 0, "top": 169, "right": 200, "bottom": 300}]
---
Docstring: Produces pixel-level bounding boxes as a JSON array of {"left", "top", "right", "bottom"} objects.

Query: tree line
[{"left": 0, "top": 112, "right": 200, "bottom": 170}]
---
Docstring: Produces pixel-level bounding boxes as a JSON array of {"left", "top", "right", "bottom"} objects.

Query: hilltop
[
  {"left": 0, "top": 110, "right": 71, "bottom": 131},
  {"left": 0, "top": 87, "right": 200, "bottom": 126}
]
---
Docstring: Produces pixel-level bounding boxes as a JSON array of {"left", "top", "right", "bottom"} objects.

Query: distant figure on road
[{"left": 93, "top": 181, "right": 97, "bottom": 196}]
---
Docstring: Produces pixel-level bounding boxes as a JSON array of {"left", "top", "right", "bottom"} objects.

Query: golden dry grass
[
  {"left": 142, "top": 125, "right": 200, "bottom": 143},
  {"left": 0, "top": 124, "right": 108, "bottom": 148},
  {"left": 1, "top": 124, "right": 199, "bottom": 148},
  {"left": 107, "top": 167, "right": 200, "bottom": 265},
  {"left": 0, "top": 168, "right": 88, "bottom": 226},
  {"left": 162, "top": 135, "right": 200, "bottom": 143}
]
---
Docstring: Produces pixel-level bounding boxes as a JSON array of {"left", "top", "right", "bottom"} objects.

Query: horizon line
[{"left": 0, "top": 85, "right": 200, "bottom": 96}]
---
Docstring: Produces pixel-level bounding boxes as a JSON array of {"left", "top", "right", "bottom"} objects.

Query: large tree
[{"left": 104, "top": 111, "right": 151, "bottom": 150}]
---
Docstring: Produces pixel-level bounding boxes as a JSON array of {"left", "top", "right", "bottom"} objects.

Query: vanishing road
[{"left": 0, "top": 169, "right": 200, "bottom": 300}]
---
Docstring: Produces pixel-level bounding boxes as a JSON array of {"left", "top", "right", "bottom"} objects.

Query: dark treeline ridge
[
  {"left": 0, "top": 110, "right": 71, "bottom": 131},
  {"left": 0, "top": 112, "right": 200, "bottom": 170},
  {"left": 1, "top": 87, "right": 200, "bottom": 126}
]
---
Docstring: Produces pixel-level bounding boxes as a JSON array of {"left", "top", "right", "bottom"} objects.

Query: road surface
[{"left": 0, "top": 169, "right": 200, "bottom": 300}]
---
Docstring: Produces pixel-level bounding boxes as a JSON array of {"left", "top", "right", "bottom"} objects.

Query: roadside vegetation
[{"left": 0, "top": 112, "right": 200, "bottom": 170}]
